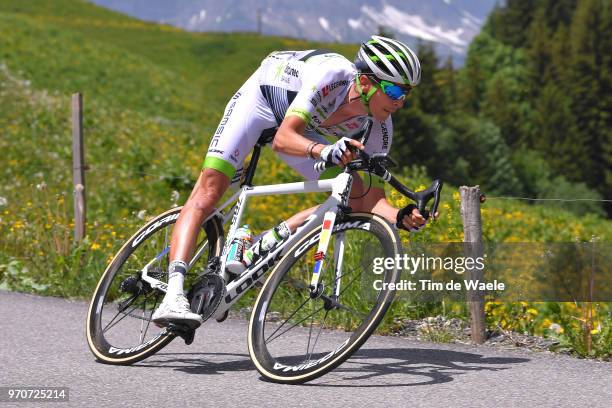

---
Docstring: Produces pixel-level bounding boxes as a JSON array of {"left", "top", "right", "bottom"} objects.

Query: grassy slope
[
  {"left": 0, "top": 0, "right": 610, "bottom": 297},
  {"left": 0, "top": 0, "right": 357, "bottom": 122}
]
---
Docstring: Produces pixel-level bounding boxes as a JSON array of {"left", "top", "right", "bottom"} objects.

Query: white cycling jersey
[{"left": 203, "top": 49, "right": 393, "bottom": 186}]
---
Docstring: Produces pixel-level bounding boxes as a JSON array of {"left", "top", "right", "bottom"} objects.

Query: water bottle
[
  {"left": 226, "top": 225, "right": 253, "bottom": 274},
  {"left": 244, "top": 221, "right": 291, "bottom": 267}
]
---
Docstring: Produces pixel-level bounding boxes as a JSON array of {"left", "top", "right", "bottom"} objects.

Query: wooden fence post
[
  {"left": 72, "top": 93, "right": 86, "bottom": 243},
  {"left": 460, "top": 186, "right": 486, "bottom": 344}
]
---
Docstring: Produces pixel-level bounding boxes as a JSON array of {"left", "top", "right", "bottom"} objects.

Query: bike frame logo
[
  {"left": 132, "top": 213, "right": 180, "bottom": 248},
  {"left": 293, "top": 221, "right": 371, "bottom": 258},
  {"left": 109, "top": 332, "right": 165, "bottom": 355},
  {"left": 224, "top": 253, "right": 280, "bottom": 304}
]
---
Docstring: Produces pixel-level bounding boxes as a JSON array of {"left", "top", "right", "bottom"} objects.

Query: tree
[
  {"left": 533, "top": 83, "right": 586, "bottom": 180},
  {"left": 437, "top": 56, "right": 458, "bottom": 113},
  {"left": 412, "top": 42, "right": 446, "bottom": 115},
  {"left": 526, "top": 7, "right": 553, "bottom": 94},
  {"left": 439, "top": 115, "right": 521, "bottom": 194},
  {"left": 598, "top": 0, "right": 612, "bottom": 212},
  {"left": 392, "top": 107, "right": 441, "bottom": 172},
  {"left": 567, "top": 0, "right": 609, "bottom": 195},
  {"left": 481, "top": 66, "right": 532, "bottom": 147},
  {"left": 485, "top": 0, "right": 539, "bottom": 48},
  {"left": 541, "top": 0, "right": 578, "bottom": 31}
]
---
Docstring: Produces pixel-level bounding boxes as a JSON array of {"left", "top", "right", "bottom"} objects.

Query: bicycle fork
[{"left": 308, "top": 172, "right": 351, "bottom": 298}]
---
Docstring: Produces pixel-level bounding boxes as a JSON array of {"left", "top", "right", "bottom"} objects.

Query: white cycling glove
[{"left": 319, "top": 137, "right": 352, "bottom": 165}]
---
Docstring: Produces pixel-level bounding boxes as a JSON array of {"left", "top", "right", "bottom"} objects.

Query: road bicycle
[{"left": 86, "top": 120, "right": 442, "bottom": 384}]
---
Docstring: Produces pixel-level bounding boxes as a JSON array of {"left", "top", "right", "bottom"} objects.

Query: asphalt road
[{"left": 0, "top": 290, "right": 610, "bottom": 407}]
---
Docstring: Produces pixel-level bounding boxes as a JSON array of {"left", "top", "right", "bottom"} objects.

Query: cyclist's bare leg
[
  {"left": 170, "top": 168, "right": 230, "bottom": 262},
  {"left": 285, "top": 206, "right": 320, "bottom": 231},
  {"left": 161, "top": 167, "right": 228, "bottom": 302},
  {"left": 152, "top": 169, "right": 229, "bottom": 326}
]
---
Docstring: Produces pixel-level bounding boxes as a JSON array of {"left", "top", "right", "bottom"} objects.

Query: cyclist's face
[{"left": 362, "top": 77, "right": 406, "bottom": 121}]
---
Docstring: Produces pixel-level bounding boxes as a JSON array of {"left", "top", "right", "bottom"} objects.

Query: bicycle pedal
[{"left": 167, "top": 322, "right": 197, "bottom": 345}]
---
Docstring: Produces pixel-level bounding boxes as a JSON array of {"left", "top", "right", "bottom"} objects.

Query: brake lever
[
  {"left": 430, "top": 180, "right": 443, "bottom": 220},
  {"left": 415, "top": 179, "right": 443, "bottom": 220}
]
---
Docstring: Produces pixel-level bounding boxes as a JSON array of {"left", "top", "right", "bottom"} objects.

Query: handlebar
[{"left": 313, "top": 119, "right": 443, "bottom": 220}]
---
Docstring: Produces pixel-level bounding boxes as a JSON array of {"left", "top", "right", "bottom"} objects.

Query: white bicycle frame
[{"left": 140, "top": 171, "right": 354, "bottom": 322}]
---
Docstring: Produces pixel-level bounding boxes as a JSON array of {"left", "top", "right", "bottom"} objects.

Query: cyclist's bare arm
[{"left": 273, "top": 116, "right": 363, "bottom": 162}]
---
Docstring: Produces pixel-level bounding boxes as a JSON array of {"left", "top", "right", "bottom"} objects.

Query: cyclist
[{"left": 152, "top": 35, "right": 428, "bottom": 327}]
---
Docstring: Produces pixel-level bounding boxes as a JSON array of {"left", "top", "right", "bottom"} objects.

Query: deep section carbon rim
[{"left": 249, "top": 214, "right": 399, "bottom": 383}]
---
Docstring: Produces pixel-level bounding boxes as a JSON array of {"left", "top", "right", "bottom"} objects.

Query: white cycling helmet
[{"left": 356, "top": 35, "right": 421, "bottom": 86}]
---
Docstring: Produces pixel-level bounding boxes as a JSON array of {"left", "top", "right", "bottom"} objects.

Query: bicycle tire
[
  {"left": 86, "top": 207, "right": 223, "bottom": 365},
  {"left": 248, "top": 212, "right": 401, "bottom": 384}
]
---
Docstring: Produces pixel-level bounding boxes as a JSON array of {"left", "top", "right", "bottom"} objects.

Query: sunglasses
[{"left": 370, "top": 77, "right": 412, "bottom": 101}]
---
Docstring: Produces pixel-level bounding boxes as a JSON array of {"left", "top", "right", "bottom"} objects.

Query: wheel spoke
[
  {"left": 306, "top": 302, "right": 316, "bottom": 359},
  {"left": 102, "top": 292, "right": 139, "bottom": 332},
  {"left": 307, "top": 309, "right": 329, "bottom": 362},
  {"left": 265, "top": 301, "right": 326, "bottom": 345},
  {"left": 140, "top": 296, "right": 159, "bottom": 343},
  {"left": 103, "top": 302, "right": 142, "bottom": 333},
  {"left": 103, "top": 289, "right": 162, "bottom": 333},
  {"left": 264, "top": 296, "right": 311, "bottom": 344}
]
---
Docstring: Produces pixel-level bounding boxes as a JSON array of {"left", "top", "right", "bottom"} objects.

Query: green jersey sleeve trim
[
  {"left": 202, "top": 156, "right": 236, "bottom": 179},
  {"left": 286, "top": 108, "right": 311, "bottom": 123}
]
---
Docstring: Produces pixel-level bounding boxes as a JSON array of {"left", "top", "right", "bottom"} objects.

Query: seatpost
[{"left": 242, "top": 144, "right": 262, "bottom": 187}]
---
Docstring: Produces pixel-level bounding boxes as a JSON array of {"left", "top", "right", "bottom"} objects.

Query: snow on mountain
[
  {"left": 361, "top": 4, "right": 468, "bottom": 53},
  {"left": 89, "top": 0, "right": 497, "bottom": 65},
  {"left": 188, "top": 10, "right": 207, "bottom": 29}
]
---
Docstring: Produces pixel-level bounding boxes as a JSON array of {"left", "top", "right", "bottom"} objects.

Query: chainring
[{"left": 187, "top": 273, "right": 226, "bottom": 323}]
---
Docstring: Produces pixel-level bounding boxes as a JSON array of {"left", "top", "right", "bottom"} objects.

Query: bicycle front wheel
[{"left": 248, "top": 213, "right": 401, "bottom": 384}]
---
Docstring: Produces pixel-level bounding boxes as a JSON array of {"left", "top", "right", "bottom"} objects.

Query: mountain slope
[{"left": 89, "top": 0, "right": 498, "bottom": 64}]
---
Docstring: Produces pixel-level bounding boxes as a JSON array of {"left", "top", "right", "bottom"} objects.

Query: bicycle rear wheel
[
  {"left": 248, "top": 213, "right": 401, "bottom": 384},
  {"left": 86, "top": 207, "right": 222, "bottom": 365}
]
